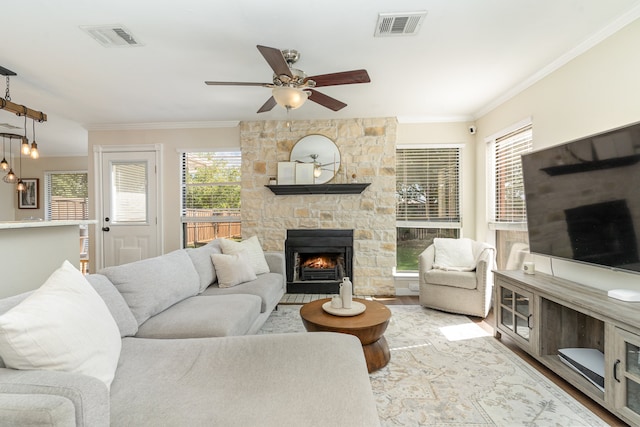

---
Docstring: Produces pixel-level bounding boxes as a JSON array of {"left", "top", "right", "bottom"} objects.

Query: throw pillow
[
  {"left": 219, "top": 236, "right": 270, "bottom": 275},
  {"left": 433, "top": 238, "right": 476, "bottom": 271},
  {"left": 0, "top": 260, "right": 121, "bottom": 390},
  {"left": 211, "top": 251, "right": 257, "bottom": 288},
  {"left": 186, "top": 239, "right": 222, "bottom": 293}
]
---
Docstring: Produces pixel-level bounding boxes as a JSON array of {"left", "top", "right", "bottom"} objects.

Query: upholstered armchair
[{"left": 418, "top": 238, "right": 496, "bottom": 318}]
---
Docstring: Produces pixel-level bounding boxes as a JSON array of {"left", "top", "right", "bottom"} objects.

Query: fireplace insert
[{"left": 285, "top": 229, "right": 353, "bottom": 294}]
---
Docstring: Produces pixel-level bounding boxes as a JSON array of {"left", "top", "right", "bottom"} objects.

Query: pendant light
[
  {"left": 1, "top": 135, "right": 8, "bottom": 170},
  {"left": 3, "top": 138, "right": 16, "bottom": 184},
  {"left": 20, "top": 115, "right": 30, "bottom": 156},
  {"left": 16, "top": 140, "right": 24, "bottom": 192},
  {"left": 30, "top": 119, "right": 39, "bottom": 159}
]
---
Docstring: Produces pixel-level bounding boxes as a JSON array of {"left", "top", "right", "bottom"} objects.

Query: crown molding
[{"left": 86, "top": 120, "right": 239, "bottom": 131}]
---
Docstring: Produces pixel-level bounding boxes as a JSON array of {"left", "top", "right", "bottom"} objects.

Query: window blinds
[
  {"left": 493, "top": 125, "right": 532, "bottom": 223},
  {"left": 180, "top": 151, "right": 241, "bottom": 221},
  {"left": 396, "top": 147, "right": 461, "bottom": 224},
  {"left": 45, "top": 171, "right": 88, "bottom": 220}
]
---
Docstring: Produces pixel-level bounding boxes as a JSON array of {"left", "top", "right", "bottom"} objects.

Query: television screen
[{"left": 521, "top": 121, "right": 640, "bottom": 273}]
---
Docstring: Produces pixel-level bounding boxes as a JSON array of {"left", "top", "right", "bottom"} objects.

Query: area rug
[{"left": 259, "top": 305, "right": 607, "bottom": 426}]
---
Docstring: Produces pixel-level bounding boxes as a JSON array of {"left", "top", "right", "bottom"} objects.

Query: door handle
[
  {"left": 614, "top": 359, "right": 621, "bottom": 383},
  {"left": 102, "top": 227, "right": 110, "bottom": 232}
]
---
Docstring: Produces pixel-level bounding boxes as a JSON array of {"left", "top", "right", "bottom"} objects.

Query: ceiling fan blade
[
  {"left": 306, "top": 69, "right": 370, "bottom": 87},
  {"left": 257, "top": 96, "right": 277, "bottom": 113},
  {"left": 205, "top": 81, "right": 271, "bottom": 87},
  {"left": 257, "top": 45, "right": 292, "bottom": 78},
  {"left": 308, "top": 89, "right": 347, "bottom": 111}
]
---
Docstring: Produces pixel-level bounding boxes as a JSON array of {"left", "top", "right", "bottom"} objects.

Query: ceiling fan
[{"left": 205, "top": 45, "right": 370, "bottom": 113}]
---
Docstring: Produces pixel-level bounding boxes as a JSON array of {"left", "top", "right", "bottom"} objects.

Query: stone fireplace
[
  {"left": 239, "top": 117, "right": 397, "bottom": 296},
  {"left": 285, "top": 229, "right": 353, "bottom": 294}
]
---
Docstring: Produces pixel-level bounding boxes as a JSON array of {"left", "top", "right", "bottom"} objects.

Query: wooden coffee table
[{"left": 300, "top": 298, "right": 391, "bottom": 372}]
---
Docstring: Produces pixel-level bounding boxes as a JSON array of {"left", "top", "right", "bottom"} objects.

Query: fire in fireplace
[{"left": 285, "top": 229, "right": 353, "bottom": 294}]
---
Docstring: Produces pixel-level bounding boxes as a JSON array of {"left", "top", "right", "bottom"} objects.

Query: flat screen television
[{"left": 521, "top": 121, "right": 640, "bottom": 274}]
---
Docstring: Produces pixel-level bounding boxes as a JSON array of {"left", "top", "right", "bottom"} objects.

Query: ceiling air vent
[
  {"left": 80, "top": 25, "right": 142, "bottom": 47},
  {"left": 375, "top": 11, "right": 427, "bottom": 37}
]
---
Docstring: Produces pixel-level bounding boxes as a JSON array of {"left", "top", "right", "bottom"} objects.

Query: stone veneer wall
[{"left": 240, "top": 117, "right": 397, "bottom": 296}]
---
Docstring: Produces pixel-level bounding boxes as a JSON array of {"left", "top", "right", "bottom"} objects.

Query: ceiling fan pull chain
[{"left": 5, "top": 76, "right": 11, "bottom": 101}]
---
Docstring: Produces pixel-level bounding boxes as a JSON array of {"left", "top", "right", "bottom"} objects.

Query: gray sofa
[{"left": 0, "top": 240, "right": 380, "bottom": 426}]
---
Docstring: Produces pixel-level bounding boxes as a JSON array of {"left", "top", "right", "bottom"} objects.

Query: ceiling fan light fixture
[{"left": 272, "top": 86, "right": 309, "bottom": 110}]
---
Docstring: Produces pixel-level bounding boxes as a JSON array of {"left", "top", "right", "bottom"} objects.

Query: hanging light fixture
[
  {"left": 16, "top": 135, "right": 25, "bottom": 192},
  {"left": 272, "top": 86, "right": 310, "bottom": 110},
  {"left": 1, "top": 135, "right": 8, "bottom": 170},
  {"left": 20, "top": 115, "right": 30, "bottom": 156},
  {"left": 3, "top": 137, "right": 16, "bottom": 184},
  {"left": 30, "top": 119, "right": 39, "bottom": 159}
]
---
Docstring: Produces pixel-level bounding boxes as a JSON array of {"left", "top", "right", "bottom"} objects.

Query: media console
[{"left": 494, "top": 270, "right": 640, "bottom": 425}]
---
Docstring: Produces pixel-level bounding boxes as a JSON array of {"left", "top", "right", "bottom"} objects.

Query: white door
[{"left": 100, "top": 151, "right": 159, "bottom": 268}]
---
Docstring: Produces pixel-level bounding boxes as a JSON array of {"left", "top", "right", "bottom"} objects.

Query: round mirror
[{"left": 289, "top": 134, "right": 341, "bottom": 184}]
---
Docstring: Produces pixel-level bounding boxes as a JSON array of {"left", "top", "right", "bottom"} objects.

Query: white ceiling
[{"left": 2, "top": 0, "right": 640, "bottom": 156}]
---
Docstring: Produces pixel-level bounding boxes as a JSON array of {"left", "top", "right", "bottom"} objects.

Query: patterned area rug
[{"left": 259, "top": 304, "right": 607, "bottom": 426}]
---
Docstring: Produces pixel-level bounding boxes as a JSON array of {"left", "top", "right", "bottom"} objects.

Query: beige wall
[{"left": 475, "top": 17, "right": 640, "bottom": 290}]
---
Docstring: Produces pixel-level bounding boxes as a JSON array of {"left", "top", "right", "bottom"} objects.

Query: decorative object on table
[
  {"left": 277, "top": 162, "right": 295, "bottom": 185},
  {"left": 330, "top": 295, "right": 342, "bottom": 308},
  {"left": 18, "top": 178, "right": 38, "bottom": 209},
  {"left": 289, "top": 134, "right": 340, "bottom": 184},
  {"left": 340, "top": 276, "right": 353, "bottom": 309},
  {"left": 321, "top": 299, "right": 366, "bottom": 316}
]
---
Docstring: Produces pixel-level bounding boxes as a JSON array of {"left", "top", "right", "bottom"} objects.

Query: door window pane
[{"left": 111, "top": 162, "right": 147, "bottom": 223}]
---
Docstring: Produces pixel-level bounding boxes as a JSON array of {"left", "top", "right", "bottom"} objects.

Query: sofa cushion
[
  {"left": 110, "top": 333, "right": 380, "bottom": 427},
  {"left": 136, "top": 295, "right": 262, "bottom": 338},
  {"left": 424, "top": 269, "right": 478, "bottom": 290},
  {"left": 211, "top": 251, "right": 257, "bottom": 288},
  {"left": 85, "top": 274, "right": 138, "bottom": 338},
  {"left": 185, "top": 239, "right": 222, "bottom": 293},
  {"left": 100, "top": 250, "right": 200, "bottom": 325},
  {"left": 201, "top": 272, "right": 284, "bottom": 313},
  {"left": 219, "top": 236, "right": 270, "bottom": 275},
  {"left": 0, "top": 261, "right": 121, "bottom": 390},
  {"left": 433, "top": 238, "right": 476, "bottom": 271}
]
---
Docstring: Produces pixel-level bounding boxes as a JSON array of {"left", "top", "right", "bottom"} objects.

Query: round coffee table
[{"left": 300, "top": 298, "right": 391, "bottom": 372}]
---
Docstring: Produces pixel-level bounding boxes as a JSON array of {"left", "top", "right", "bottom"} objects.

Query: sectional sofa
[{"left": 0, "top": 238, "right": 380, "bottom": 426}]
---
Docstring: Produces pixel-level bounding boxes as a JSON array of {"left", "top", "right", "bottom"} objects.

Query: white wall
[{"left": 475, "top": 18, "right": 640, "bottom": 291}]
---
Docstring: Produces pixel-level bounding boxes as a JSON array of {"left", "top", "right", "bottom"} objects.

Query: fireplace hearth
[{"left": 285, "top": 229, "right": 353, "bottom": 294}]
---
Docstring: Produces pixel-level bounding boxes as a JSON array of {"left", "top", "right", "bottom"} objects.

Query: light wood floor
[{"left": 283, "top": 294, "right": 627, "bottom": 426}]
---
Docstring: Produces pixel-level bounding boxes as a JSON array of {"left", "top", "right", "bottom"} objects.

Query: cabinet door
[
  {"left": 612, "top": 327, "right": 640, "bottom": 425},
  {"left": 496, "top": 280, "right": 534, "bottom": 348}
]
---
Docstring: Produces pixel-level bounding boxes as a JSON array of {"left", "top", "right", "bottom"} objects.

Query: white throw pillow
[
  {"left": 0, "top": 261, "right": 121, "bottom": 389},
  {"left": 219, "top": 236, "right": 270, "bottom": 275},
  {"left": 433, "top": 238, "right": 476, "bottom": 271},
  {"left": 211, "top": 251, "right": 258, "bottom": 288}
]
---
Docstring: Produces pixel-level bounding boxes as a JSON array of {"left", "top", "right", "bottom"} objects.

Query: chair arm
[
  {"left": 474, "top": 247, "right": 496, "bottom": 291},
  {"left": 418, "top": 245, "right": 435, "bottom": 283},
  {"left": 0, "top": 368, "right": 110, "bottom": 427},
  {"left": 0, "top": 392, "right": 76, "bottom": 427}
]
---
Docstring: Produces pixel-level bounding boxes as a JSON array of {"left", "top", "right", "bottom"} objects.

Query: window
[
  {"left": 488, "top": 122, "right": 532, "bottom": 268},
  {"left": 44, "top": 171, "right": 88, "bottom": 220},
  {"left": 396, "top": 146, "right": 462, "bottom": 272},
  {"left": 180, "top": 151, "right": 241, "bottom": 248}
]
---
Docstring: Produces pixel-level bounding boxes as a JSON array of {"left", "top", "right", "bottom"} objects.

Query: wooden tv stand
[{"left": 493, "top": 270, "right": 640, "bottom": 425}]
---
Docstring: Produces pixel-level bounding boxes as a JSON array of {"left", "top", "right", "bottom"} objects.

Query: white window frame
[
  {"left": 486, "top": 119, "right": 533, "bottom": 232},
  {"left": 44, "top": 170, "right": 89, "bottom": 221},
  {"left": 179, "top": 149, "right": 242, "bottom": 246}
]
